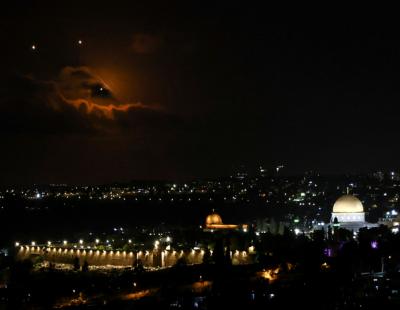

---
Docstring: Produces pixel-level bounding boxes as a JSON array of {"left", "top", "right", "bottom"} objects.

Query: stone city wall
[{"left": 16, "top": 246, "right": 252, "bottom": 268}]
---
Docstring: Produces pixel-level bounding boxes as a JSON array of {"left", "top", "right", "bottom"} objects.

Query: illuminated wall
[{"left": 16, "top": 246, "right": 252, "bottom": 268}]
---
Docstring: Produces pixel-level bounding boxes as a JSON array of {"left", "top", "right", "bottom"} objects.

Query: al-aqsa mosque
[{"left": 204, "top": 212, "right": 248, "bottom": 232}]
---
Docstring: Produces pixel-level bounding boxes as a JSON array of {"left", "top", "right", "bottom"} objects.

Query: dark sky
[{"left": 1, "top": 2, "right": 400, "bottom": 184}]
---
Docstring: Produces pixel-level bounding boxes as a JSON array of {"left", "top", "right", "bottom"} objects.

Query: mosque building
[
  {"left": 329, "top": 194, "right": 378, "bottom": 232},
  {"left": 203, "top": 212, "right": 248, "bottom": 232}
]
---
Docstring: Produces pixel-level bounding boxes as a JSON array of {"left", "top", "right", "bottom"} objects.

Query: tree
[
  {"left": 202, "top": 248, "right": 212, "bottom": 265},
  {"left": 73, "top": 257, "right": 80, "bottom": 271},
  {"left": 175, "top": 257, "right": 187, "bottom": 268},
  {"left": 212, "top": 239, "right": 224, "bottom": 266},
  {"left": 82, "top": 260, "right": 89, "bottom": 272},
  {"left": 133, "top": 259, "right": 144, "bottom": 274},
  {"left": 224, "top": 239, "right": 232, "bottom": 266}
]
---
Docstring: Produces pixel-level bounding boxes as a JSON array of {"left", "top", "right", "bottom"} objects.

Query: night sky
[{"left": 1, "top": 2, "right": 400, "bottom": 185}]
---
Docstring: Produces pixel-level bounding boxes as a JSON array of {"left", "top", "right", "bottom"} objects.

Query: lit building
[
  {"left": 330, "top": 194, "right": 377, "bottom": 232},
  {"left": 331, "top": 195, "right": 365, "bottom": 223},
  {"left": 204, "top": 212, "right": 248, "bottom": 232}
]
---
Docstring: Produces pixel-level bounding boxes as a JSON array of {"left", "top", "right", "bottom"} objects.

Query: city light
[
  {"left": 63, "top": 240, "right": 68, "bottom": 245},
  {"left": 15, "top": 242, "right": 20, "bottom": 247}
]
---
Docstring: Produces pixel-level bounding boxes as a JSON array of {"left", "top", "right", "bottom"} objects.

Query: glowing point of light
[
  {"left": 31, "top": 241, "right": 36, "bottom": 246},
  {"left": 166, "top": 236, "right": 171, "bottom": 242},
  {"left": 63, "top": 240, "right": 68, "bottom": 245},
  {"left": 47, "top": 241, "right": 52, "bottom": 246},
  {"left": 128, "top": 239, "right": 132, "bottom": 243},
  {"left": 78, "top": 40, "right": 83, "bottom": 45},
  {"left": 31, "top": 45, "right": 36, "bottom": 50},
  {"left": 79, "top": 239, "right": 83, "bottom": 245},
  {"left": 95, "top": 239, "right": 100, "bottom": 244},
  {"left": 15, "top": 242, "right": 20, "bottom": 247}
]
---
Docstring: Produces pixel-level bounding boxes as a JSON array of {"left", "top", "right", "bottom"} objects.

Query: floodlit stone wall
[{"left": 16, "top": 245, "right": 252, "bottom": 267}]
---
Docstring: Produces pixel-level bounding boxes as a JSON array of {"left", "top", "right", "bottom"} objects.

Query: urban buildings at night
[
  {"left": 1, "top": 169, "right": 400, "bottom": 307},
  {"left": 2, "top": 3, "right": 400, "bottom": 308}
]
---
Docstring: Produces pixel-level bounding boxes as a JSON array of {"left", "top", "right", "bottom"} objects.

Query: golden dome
[
  {"left": 333, "top": 195, "right": 364, "bottom": 213},
  {"left": 206, "top": 213, "right": 223, "bottom": 226}
]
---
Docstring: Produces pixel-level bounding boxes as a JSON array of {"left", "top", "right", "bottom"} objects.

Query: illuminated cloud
[
  {"left": 63, "top": 98, "right": 147, "bottom": 119},
  {"left": 55, "top": 66, "right": 155, "bottom": 119},
  {"left": 0, "top": 67, "right": 171, "bottom": 134}
]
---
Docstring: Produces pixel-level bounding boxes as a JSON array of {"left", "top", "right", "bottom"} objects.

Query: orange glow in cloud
[
  {"left": 54, "top": 66, "right": 156, "bottom": 119},
  {"left": 65, "top": 98, "right": 148, "bottom": 119}
]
